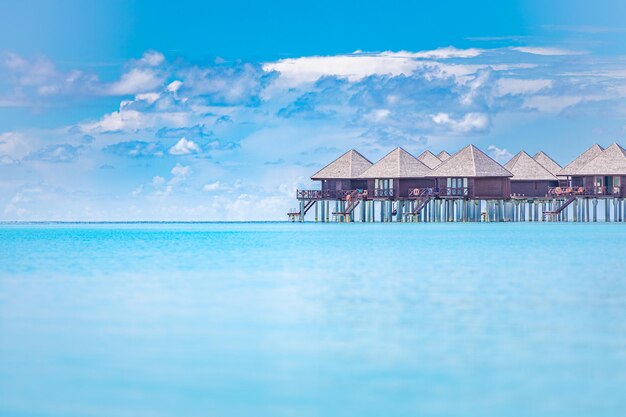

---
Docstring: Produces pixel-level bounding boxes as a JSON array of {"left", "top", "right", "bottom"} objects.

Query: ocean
[{"left": 1, "top": 222, "right": 625, "bottom": 417}]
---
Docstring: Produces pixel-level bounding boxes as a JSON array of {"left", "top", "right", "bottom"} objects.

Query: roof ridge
[
  {"left": 348, "top": 150, "right": 353, "bottom": 176},
  {"left": 470, "top": 145, "right": 477, "bottom": 176}
]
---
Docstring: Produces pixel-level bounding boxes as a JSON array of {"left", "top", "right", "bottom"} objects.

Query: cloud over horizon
[{"left": 2, "top": 44, "right": 626, "bottom": 220}]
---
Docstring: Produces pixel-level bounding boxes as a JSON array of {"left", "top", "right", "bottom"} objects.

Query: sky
[{"left": 2, "top": 0, "right": 626, "bottom": 220}]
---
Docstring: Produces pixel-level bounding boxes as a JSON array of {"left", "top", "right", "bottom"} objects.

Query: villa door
[
  {"left": 605, "top": 176, "right": 613, "bottom": 194},
  {"left": 609, "top": 176, "right": 621, "bottom": 195},
  {"left": 594, "top": 176, "right": 604, "bottom": 194}
]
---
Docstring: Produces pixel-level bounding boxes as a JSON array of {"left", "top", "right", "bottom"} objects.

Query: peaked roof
[
  {"left": 533, "top": 151, "right": 562, "bottom": 176},
  {"left": 311, "top": 149, "right": 373, "bottom": 180},
  {"left": 558, "top": 144, "right": 604, "bottom": 177},
  {"left": 574, "top": 143, "right": 626, "bottom": 175},
  {"left": 427, "top": 145, "right": 512, "bottom": 178},
  {"left": 505, "top": 151, "right": 558, "bottom": 181},
  {"left": 417, "top": 150, "right": 442, "bottom": 169},
  {"left": 359, "top": 147, "right": 432, "bottom": 178},
  {"left": 437, "top": 151, "right": 451, "bottom": 161}
]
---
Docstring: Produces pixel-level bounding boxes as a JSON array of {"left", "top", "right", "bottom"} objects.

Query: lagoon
[{"left": 1, "top": 223, "right": 625, "bottom": 417}]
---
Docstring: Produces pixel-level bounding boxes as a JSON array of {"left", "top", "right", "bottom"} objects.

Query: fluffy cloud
[
  {"left": 103, "top": 140, "right": 165, "bottom": 158},
  {"left": 511, "top": 46, "right": 588, "bottom": 56},
  {"left": 203, "top": 181, "right": 221, "bottom": 191},
  {"left": 170, "top": 163, "right": 191, "bottom": 183},
  {"left": 169, "top": 137, "right": 201, "bottom": 155},
  {"left": 177, "top": 62, "right": 276, "bottom": 105},
  {"left": 263, "top": 47, "right": 484, "bottom": 86},
  {"left": 1, "top": 52, "right": 99, "bottom": 106},
  {"left": 496, "top": 78, "right": 552, "bottom": 96},
  {"left": 432, "top": 113, "right": 489, "bottom": 133},
  {"left": 106, "top": 69, "right": 163, "bottom": 95},
  {"left": 487, "top": 145, "right": 513, "bottom": 163},
  {"left": 0, "top": 131, "right": 33, "bottom": 160},
  {"left": 26, "top": 144, "right": 82, "bottom": 163}
]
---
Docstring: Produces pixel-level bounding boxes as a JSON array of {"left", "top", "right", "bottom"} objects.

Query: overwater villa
[
  {"left": 289, "top": 143, "right": 626, "bottom": 223},
  {"left": 505, "top": 151, "right": 559, "bottom": 197},
  {"left": 309, "top": 149, "right": 371, "bottom": 194},
  {"left": 566, "top": 143, "right": 626, "bottom": 198},
  {"left": 427, "top": 145, "right": 512, "bottom": 199},
  {"left": 558, "top": 144, "right": 604, "bottom": 186}
]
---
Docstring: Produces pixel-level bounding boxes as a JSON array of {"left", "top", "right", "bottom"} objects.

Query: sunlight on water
[{"left": 1, "top": 223, "right": 625, "bottom": 417}]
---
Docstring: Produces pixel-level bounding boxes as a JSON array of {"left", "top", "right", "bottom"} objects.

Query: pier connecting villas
[{"left": 289, "top": 143, "right": 626, "bottom": 223}]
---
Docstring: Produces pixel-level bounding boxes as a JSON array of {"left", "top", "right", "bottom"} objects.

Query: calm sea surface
[{"left": 1, "top": 222, "right": 625, "bottom": 417}]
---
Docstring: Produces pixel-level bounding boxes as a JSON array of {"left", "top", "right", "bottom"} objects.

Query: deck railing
[
  {"left": 407, "top": 188, "right": 435, "bottom": 199},
  {"left": 548, "top": 186, "right": 625, "bottom": 197},
  {"left": 373, "top": 188, "right": 394, "bottom": 198},
  {"left": 591, "top": 186, "right": 624, "bottom": 196},
  {"left": 297, "top": 189, "right": 369, "bottom": 200},
  {"left": 439, "top": 187, "right": 469, "bottom": 197}
]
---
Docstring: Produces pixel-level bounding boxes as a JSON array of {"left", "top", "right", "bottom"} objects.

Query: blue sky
[{"left": 1, "top": 0, "right": 626, "bottom": 220}]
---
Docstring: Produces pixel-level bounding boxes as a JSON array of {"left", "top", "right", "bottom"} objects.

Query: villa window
[
  {"left": 375, "top": 178, "right": 394, "bottom": 197},
  {"left": 446, "top": 177, "right": 468, "bottom": 196}
]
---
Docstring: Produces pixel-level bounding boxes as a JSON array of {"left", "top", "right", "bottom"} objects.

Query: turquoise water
[{"left": 1, "top": 223, "right": 625, "bottom": 417}]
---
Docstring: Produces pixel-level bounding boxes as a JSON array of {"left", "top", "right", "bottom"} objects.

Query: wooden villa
[
  {"left": 309, "top": 149, "right": 371, "bottom": 195},
  {"left": 569, "top": 143, "right": 626, "bottom": 198},
  {"left": 558, "top": 144, "right": 604, "bottom": 187},
  {"left": 505, "top": 151, "right": 559, "bottom": 197},
  {"left": 291, "top": 142, "right": 626, "bottom": 223},
  {"left": 426, "top": 145, "right": 512, "bottom": 199},
  {"left": 359, "top": 147, "right": 434, "bottom": 199}
]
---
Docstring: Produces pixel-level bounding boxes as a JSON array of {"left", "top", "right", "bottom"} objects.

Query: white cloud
[
  {"left": 147, "top": 164, "right": 190, "bottom": 197},
  {"left": 487, "top": 145, "right": 512, "bottom": 163},
  {"left": 511, "top": 46, "right": 587, "bottom": 56},
  {"left": 263, "top": 48, "right": 525, "bottom": 90},
  {"left": 432, "top": 112, "right": 489, "bottom": 132},
  {"left": 131, "top": 185, "right": 144, "bottom": 196},
  {"left": 82, "top": 102, "right": 190, "bottom": 132},
  {"left": 523, "top": 95, "right": 583, "bottom": 112},
  {"left": 106, "top": 68, "right": 163, "bottom": 95},
  {"left": 0, "top": 132, "right": 34, "bottom": 160},
  {"left": 496, "top": 78, "right": 552, "bottom": 96},
  {"left": 203, "top": 181, "right": 221, "bottom": 191},
  {"left": 384, "top": 47, "right": 483, "bottom": 59},
  {"left": 169, "top": 137, "right": 201, "bottom": 155},
  {"left": 170, "top": 163, "right": 191, "bottom": 184},
  {"left": 264, "top": 53, "right": 424, "bottom": 84},
  {"left": 167, "top": 80, "right": 183, "bottom": 92},
  {"left": 135, "top": 92, "right": 160, "bottom": 103},
  {"left": 0, "top": 155, "right": 19, "bottom": 165},
  {"left": 138, "top": 51, "right": 165, "bottom": 67}
]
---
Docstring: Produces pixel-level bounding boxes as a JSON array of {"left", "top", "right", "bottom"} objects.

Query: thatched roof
[
  {"left": 533, "top": 151, "right": 562, "bottom": 176},
  {"left": 427, "top": 145, "right": 512, "bottom": 178},
  {"left": 437, "top": 151, "right": 451, "bottom": 161},
  {"left": 359, "top": 147, "right": 431, "bottom": 178},
  {"left": 311, "top": 149, "right": 373, "bottom": 180},
  {"left": 417, "top": 150, "right": 442, "bottom": 169},
  {"left": 505, "top": 151, "right": 558, "bottom": 181},
  {"left": 573, "top": 143, "right": 626, "bottom": 175},
  {"left": 558, "top": 144, "right": 604, "bottom": 177}
]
